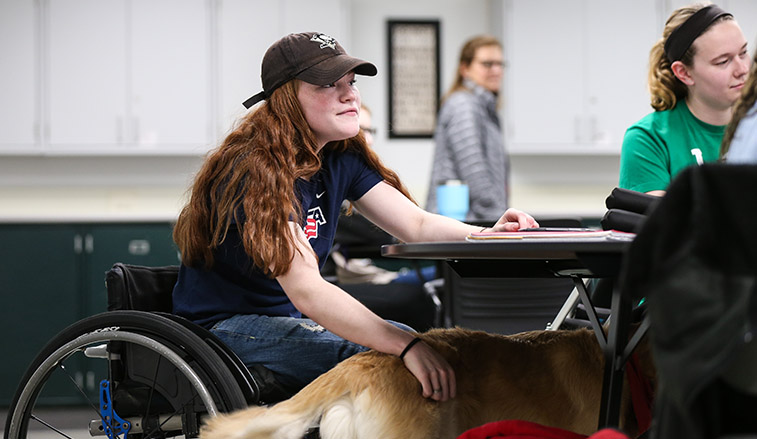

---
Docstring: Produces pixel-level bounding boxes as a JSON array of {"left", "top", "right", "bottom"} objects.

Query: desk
[{"left": 382, "top": 238, "right": 643, "bottom": 429}]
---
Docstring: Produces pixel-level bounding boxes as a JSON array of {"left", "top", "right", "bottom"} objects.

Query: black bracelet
[{"left": 399, "top": 337, "right": 422, "bottom": 360}]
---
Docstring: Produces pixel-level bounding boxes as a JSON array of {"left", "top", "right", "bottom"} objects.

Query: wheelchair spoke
[
  {"left": 142, "top": 390, "right": 202, "bottom": 438},
  {"left": 145, "top": 355, "right": 161, "bottom": 422},
  {"left": 29, "top": 414, "right": 75, "bottom": 439},
  {"left": 60, "top": 363, "right": 105, "bottom": 417},
  {"left": 24, "top": 356, "right": 110, "bottom": 438}
]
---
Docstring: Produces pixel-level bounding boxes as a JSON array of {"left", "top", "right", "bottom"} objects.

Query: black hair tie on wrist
[{"left": 399, "top": 337, "right": 422, "bottom": 360}]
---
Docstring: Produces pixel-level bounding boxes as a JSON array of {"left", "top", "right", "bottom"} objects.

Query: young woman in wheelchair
[{"left": 171, "top": 32, "right": 538, "bottom": 403}]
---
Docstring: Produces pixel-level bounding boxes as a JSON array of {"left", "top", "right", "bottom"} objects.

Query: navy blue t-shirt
[{"left": 172, "top": 149, "right": 383, "bottom": 328}]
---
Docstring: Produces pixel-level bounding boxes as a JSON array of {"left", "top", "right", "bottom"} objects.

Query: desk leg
[
  {"left": 597, "top": 279, "right": 632, "bottom": 429},
  {"left": 547, "top": 285, "right": 580, "bottom": 331}
]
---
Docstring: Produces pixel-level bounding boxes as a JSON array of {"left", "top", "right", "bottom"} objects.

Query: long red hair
[{"left": 173, "top": 80, "right": 414, "bottom": 277}]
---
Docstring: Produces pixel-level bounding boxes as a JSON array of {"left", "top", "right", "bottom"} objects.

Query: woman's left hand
[{"left": 487, "top": 208, "right": 539, "bottom": 232}]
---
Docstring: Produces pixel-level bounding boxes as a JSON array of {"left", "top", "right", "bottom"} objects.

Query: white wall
[{"left": 2, "top": 0, "right": 757, "bottom": 221}]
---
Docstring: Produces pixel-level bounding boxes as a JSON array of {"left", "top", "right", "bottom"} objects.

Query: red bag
[{"left": 457, "top": 420, "right": 630, "bottom": 439}]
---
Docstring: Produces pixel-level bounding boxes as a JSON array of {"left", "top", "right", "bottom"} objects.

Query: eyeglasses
[
  {"left": 360, "top": 126, "right": 377, "bottom": 135},
  {"left": 475, "top": 60, "right": 505, "bottom": 69}
]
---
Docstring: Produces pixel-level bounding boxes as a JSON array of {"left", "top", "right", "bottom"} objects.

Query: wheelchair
[{"left": 4, "top": 263, "right": 289, "bottom": 439}]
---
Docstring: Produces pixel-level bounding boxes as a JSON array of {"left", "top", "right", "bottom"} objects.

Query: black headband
[{"left": 664, "top": 4, "right": 732, "bottom": 63}]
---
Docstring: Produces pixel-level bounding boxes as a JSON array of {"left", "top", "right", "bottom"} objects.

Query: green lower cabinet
[
  {"left": 0, "top": 222, "right": 180, "bottom": 406},
  {"left": 0, "top": 225, "right": 81, "bottom": 406}
]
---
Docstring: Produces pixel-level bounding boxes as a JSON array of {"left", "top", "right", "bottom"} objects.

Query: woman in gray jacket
[{"left": 427, "top": 35, "right": 508, "bottom": 221}]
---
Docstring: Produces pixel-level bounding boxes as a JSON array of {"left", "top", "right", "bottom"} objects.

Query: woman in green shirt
[{"left": 619, "top": 3, "right": 751, "bottom": 195}]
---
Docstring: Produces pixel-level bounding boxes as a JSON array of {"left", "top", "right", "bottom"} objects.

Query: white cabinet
[
  {"left": 130, "top": 0, "right": 210, "bottom": 150},
  {"left": 721, "top": 0, "right": 757, "bottom": 47},
  {"left": 662, "top": 0, "right": 757, "bottom": 48},
  {"left": 0, "top": 0, "right": 39, "bottom": 152},
  {"left": 2, "top": 0, "right": 351, "bottom": 156},
  {"left": 503, "top": 0, "right": 658, "bottom": 155},
  {"left": 217, "top": 0, "right": 283, "bottom": 135},
  {"left": 47, "top": 0, "right": 211, "bottom": 153},
  {"left": 48, "top": 0, "right": 126, "bottom": 149}
]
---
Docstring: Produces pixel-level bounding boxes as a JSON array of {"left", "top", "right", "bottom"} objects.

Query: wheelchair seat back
[
  {"left": 104, "top": 262, "right": 293, "bottom": 405},
  {"left": 106, "top": 262, "right": 178, "bottom": 312}
]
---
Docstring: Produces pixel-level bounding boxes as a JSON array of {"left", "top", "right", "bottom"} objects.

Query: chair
[
  {"left": 600, "top": 187, "right": 659, "bottom": 233},
  {"left": 620, "top": 164, "right": 757, "bottom": 438},
  {"left": 441, "top": 271, "right": 576, "bottom": 334},
  {"left": 576, "top": 187, "right": 659, "bottom": 313},
  {"left": 4, "top": 263, "right": 286, "bottom": 439},
  {"left": 437, "top": 218, "right": 582, "bottom": 334}
]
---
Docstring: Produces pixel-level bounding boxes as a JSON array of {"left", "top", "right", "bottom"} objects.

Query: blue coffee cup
[{"left": 437, "top": 180, "right": 469, "bottom": 221}]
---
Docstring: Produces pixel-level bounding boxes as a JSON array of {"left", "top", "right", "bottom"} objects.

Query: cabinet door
[
  {"left": 644, "top": 1, "right": 755, "bottom": 43},
  {"left": 584, "top": 0, "right": 658, "bottom": 152},
  {"left": 83, "top": 223, "right": 180, "bottom": 317},
  {"left": 0, "top": 225, "right": 81, "bottom": 405},
  {"left": 47, "top": 0, "right": 211, "bottom": 152},
  {"left": 0, "top": 0, "right": 40, "bottom": 152},
  {"left": 130, "top": 0, "right": 211, "bottom": 150},
  {"left": 48, "top": 0, "right": 126, "bottom": 148},
  {"left": 504, "top": 0, "right": 584, "bottom": 150},
  {"left": 727, "top": 0, "right": 757, "bottom": 47},
  {"left": 218, "top": 0, "right": 282, "bottom": 133},
  {"left": 504, "top": 0, "right": 658, "bottom": 154}
]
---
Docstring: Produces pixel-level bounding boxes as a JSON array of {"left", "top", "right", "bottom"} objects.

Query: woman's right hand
[{"left": 401, "top": 340, "right": 456, "bottom": 402}]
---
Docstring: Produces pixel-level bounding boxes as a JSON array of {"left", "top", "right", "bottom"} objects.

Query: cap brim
[
  {"left": 242, "top": 91, "right": 267, "bottom": 109},
  {"left": 296, "top": 55, "right": 377, "bottom": 86}
]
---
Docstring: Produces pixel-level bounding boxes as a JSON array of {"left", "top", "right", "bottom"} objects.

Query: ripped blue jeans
[{"left": 210, "top": 314, "right": 412, "bottom": 393}]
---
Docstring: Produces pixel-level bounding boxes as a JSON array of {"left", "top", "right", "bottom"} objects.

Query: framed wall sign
[{"left": 387, "top": 20, "right": 441, "bottom": 138}]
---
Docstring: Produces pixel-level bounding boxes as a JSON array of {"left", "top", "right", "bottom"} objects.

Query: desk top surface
[
  {"left": 382, "top": 238, "right": 631, "bottom": 260},
  {"left": 382, "top": 239, "right": 631, "bottom": 277}
]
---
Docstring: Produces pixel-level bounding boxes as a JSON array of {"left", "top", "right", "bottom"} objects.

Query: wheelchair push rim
[{"left": 5, "top": 311, "right": 248, "bottom": 439}]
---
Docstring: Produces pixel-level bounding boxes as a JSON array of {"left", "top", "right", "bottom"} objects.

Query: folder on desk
[{"left": 466, "top": 229, "right": 636, "bottom": 241}]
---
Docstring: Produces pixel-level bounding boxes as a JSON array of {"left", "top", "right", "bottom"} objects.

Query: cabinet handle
[
  {"left": 574, "top": 116, "right": 581, "bottom": 143},
  {"left": 133, "top": 117, "right": 140, "bottom": 143},
  {"left": 86, "top": 371, "right": 95, "bottom": 390},
  {"left": 128, "top": 239, "right": 151, "bottom": 256},
  {"left": 84, "top": 234, "right": 94, "bottom": 254},
  {"left": 116, "top": 116, "right": 123, "bottom": 144},
  {"left": 74, "top": 235, "right": 83, "bottom": 254}
]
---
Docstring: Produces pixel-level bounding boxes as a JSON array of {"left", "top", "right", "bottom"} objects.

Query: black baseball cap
[{"left": 242, "top": 32, "right": 377, "bottom": 109}]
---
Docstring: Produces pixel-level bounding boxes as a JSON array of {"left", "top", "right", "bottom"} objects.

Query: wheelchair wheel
[{"left": 5, "top": 311, "right": 249, "bottom": 439}]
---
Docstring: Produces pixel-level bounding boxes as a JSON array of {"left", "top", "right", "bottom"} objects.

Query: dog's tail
[{"left": 200, "top": 351, "right": 410, "bottom": 439}]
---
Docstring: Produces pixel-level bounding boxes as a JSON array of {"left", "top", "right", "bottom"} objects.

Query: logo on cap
[{"left": 310, "top": 33, "right": 337, "bottom": 50}]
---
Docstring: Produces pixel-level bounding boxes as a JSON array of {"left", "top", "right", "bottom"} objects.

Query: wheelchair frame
[{"left": 4, "top": 263, "right": 267, "bottom": 439}]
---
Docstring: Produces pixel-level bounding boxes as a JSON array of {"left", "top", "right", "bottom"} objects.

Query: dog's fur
[{"left": 201, "top": 327, "right": 653, "bottom": 439}]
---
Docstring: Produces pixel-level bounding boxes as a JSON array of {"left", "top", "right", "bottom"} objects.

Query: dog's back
[
  {"left": 420, "top": 328, "right": 606, "bottom": 436},
  {"left": 201, "top": 327, "right": 648, "bottom": 439}
]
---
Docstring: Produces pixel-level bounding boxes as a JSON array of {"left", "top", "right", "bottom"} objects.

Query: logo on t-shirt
[
  {"left": 304, "top": 206, "right": 326, "bottom": 240},
  {"left": 690, "top": 148, "right": 704, "bottom": 165}
]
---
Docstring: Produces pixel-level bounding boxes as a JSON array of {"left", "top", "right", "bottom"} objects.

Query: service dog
[{"left": 201, "top": 327, "right": 654, "bottom": 439}]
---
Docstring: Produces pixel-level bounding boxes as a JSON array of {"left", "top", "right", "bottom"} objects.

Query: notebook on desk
[{"left": 466, "top": 228, "right": 636, "bottom": 242}]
